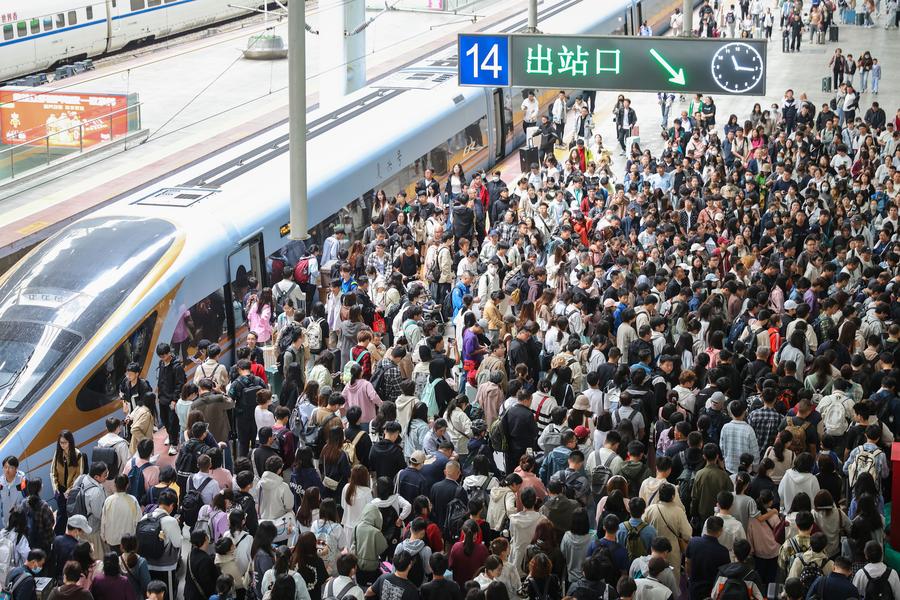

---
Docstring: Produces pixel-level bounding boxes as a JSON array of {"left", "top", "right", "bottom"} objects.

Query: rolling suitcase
[
  {"left": 829, "top": 24, "right": 839, "bottom": 41},
  {"left": 518, "top": 146, "right": 539, "bottom": 172},
  {"left": 822, "top": 76, "right": 832, "bottom": 92}
]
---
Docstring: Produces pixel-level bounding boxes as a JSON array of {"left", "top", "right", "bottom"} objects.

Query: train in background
[
  {"left": 0, "top": 0, "right": 273, "bottom": 82},
  {"left": 0, "top": 0, "right": 688, "bottom": 488}
]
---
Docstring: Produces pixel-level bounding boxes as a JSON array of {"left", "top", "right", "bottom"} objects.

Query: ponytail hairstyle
[
  {"left": 756, "top": 457, "right": 775, "bottom": 479},
  {"left": 461, "top": 520, "right": 478, "bottom": 556},
  {"left": 772, "top": 430, "right": 792, "bottom": 462},
  {"left": 735, "top": 472, "right": 751, "bottom": 495},
  {"left": 445, "top": 395, "right": 468, "bottom": 421}
]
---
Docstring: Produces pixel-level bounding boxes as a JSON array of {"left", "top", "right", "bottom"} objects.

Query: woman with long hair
[
  {"left": 51, "top": 429, "right": 87, "bottom": 534},
  {"left": 849, "top": 493, "right": 884, "bottom": 571},
  {"left": 521, "top": 552, "right": 562, "bottom": 600},
  {"left": 746, "top": 489, "right": 780, "bottom": 587},
  {"left": 90, "top": 551, "right": 137, "bottom": 600},
  {"left": 119, "top": 534, "right": 150, "bottom": 598},
  {"left": 222, "top": 510, "right": 252, "bottom": 584},
  {"left": 249, "top": 522, "right": 278, "bottom": 600},
  {"left": 280, "top": 363, "right": 305, "bottom": 413},
  {"left": 812, "top": 490, "right": 850, "bottom": 560},
  {"left": 317, "top": 425, "right": 351, "bottom": 502},
  {"left": 445, "top": 395, "right": 473, "bottom": 463},
  {"left": 248, "top": 287, "right": 275, "bottom": 344},
  {"left": 762, "top": 430, "right": 795, "bottom": 485},
  {"left": 449, "top": 520, "right": 489, "bottom": 587},
  {"left": 260, "top": 546, "right": 311, "bottom": 600},
  {"left": 747, "top": 458, "right": 780, "bottom": 508},
  {"left": 307, "top": 352, "right": 333, "bottom": 390},
  {"left": 22, "top": 479, "right": 54, "bottom": 552},
  {"left": 340, "top": 465, "right": 373, "bottom": 548},
  {"left": 404, "top": 401, "right": 430, "bottom": 458},
  {"left": 529, "top": 518, "right": 565, "bottom": 584},
  {"left": 804, "top": 356, "right": 833, "bottom": 398},
  {"left": 310, "top": 499, "right": 345, "bottom": 576},
  {"left": 290, "top": 533, "right": 327, "bottom": 600},
  {"left": 297, "top": 486, "right": 321, "bottom": 535},
  {"left": 73, "top": 541, "right": 100, "bottom": 590},
  {"left": 1, "top": 505, "right": 30, "bottom": 566}
]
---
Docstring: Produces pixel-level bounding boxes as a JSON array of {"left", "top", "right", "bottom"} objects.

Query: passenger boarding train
[
  {"left": 0, "top": 0, "right": 274, "bottom": 82},
  {"left": 0, "top": 0, "right": 689, "bottom": 488}
]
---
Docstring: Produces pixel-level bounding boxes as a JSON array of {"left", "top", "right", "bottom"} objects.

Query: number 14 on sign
[{"left": 458, "top": 35, "right": 510, "bottom": 86}]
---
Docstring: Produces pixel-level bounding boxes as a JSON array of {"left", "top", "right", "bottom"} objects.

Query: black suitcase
[
  {"left": 829, "top": 24, "right": 839, "bottom": 41},
  {"left": 822, "top": 76, "right": 832, "bottom": 92},
  {"left": 519, "top": 147, "right": 539, "bottom": 172}
]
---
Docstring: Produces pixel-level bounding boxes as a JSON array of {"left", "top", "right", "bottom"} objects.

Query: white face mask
[{"left": 489, "top": 265, "right": 498, "bottom": 275}]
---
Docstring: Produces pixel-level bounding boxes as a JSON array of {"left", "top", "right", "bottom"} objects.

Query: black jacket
[
  {"left": 252, "top": 445, "right": 280, "bottom": 478},
  {"left": 397, "top": 467, "right": 429, "bottom": 504},
  {"left": 451, "top": 204, "right": 475, "bottom": 238},
  {"left": 368, "top": 439, "right": 407, "bottom": 482},
  {"left": 428, "top": 478, "right": 468, "bottom": 529},
  {"left": 6, "top": 566, "right": 37, "bottom": 600},
  {"left": 185, "top": 548, "right": 219, "bottom": 600},
  {"left": 157, "top": 358, "right": 186, "bottom": 403},
  {"left": 504, "top": 403, "right": 539, "bottom": 453}
]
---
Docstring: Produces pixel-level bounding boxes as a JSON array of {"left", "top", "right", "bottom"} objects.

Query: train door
[
  {"left": 623, "top": 5, "right": 633, "bottom": 35},
  {"left": 491, "top": 88, "right": 506, "bottom": 161},
  {"left": 636, "top": 1, "right": 644, "bottom": 31},
  {"left": 224, "top": 234, "right": 265, "bottom": 363}
]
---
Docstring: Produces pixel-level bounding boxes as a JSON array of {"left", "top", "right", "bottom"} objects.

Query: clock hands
[{"left": 730, "top": 55, "right": 756, "bottom": 72}]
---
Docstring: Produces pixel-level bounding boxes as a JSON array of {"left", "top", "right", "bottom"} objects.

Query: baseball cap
[
  {"left": 409, "top": 451, "right": 426, "bottom": 466},
  {"left": 603, "top": 298, "right": 617, "bottom": 308},
  {"left": 709, "top": 391, "right": 727, "bottom": 407},
  {"left": 67, "top": 515, "right": 92, "bottom": 534},
  {"left": 573, "top": 425, "right": 590, "bottom": 439},
  {"left": 784, "top": 300, "right": 798, "bottom": 311},
  {"left": 477, "top": 318, "right": 489, "bottom": 330}
]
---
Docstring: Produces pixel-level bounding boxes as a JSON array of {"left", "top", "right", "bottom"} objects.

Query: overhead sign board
[{"left": 458, "top": 34, "right": 767, "bottom": 96}]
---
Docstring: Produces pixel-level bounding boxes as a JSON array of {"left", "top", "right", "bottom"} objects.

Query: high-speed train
[
  {"left": 0, "top": 0, "right": 268, "bottom": 82},
  {"left": 0, "top": 0, "right": 688, "bottom": 485}
]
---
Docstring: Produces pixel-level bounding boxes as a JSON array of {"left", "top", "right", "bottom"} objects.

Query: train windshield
[
  {"left": 0, "top": 322, "right": 81, "bottom": 412},
  {"left": 0, "top": 216, "right": 177, "bottom": 415}
]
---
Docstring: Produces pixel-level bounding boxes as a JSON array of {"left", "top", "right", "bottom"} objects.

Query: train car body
[{"left": 0, "top": 0, "right": 251, "bottom": 82}]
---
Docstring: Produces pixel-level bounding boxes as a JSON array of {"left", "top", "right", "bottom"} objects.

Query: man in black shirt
[
  {"left": 503, "top": 389, "right": 539, "bottom": 472},
  {"left": 420, "top": 552, "right": 463, "bottom": 600},
  {"left": 507, "top": 328, "right": 534, "bottom": 381},
  {"left": 368, "top": 549, "right": 420, "bottom": 600}
]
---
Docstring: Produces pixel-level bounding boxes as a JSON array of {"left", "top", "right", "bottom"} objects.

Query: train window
[
  {"left": 68, "top": 11, "right": 78, "bottom": 25},
  {"left": 16, "top": 22, "right": 26, "bottom": 38},
  {"left": 43, "top": 17, "right": 54, "bottom": 31},
  {"left": 148, "top": 0, "right": 162, "bottom": 6},
  {"left": 86, "top": 6, "right": 94, "bottom": 19},
  {"left": 57, "top": 14, "right": 66, "bottom": 28},
  {"left": 30, "top": 19, "right": 40, "bottom": 35},
  {"left": 2, "top": 25, "right": 12, "bottom": 41},
  {"left": 131, "top": 0, "right": 145, "bottom": 10},
  {"left": 75, "top": 313, "right": 158, "bottom": 412}
]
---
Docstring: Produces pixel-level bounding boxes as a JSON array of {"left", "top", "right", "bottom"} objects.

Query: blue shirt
[
  {"left": 588, "top": 537, "right": 629, "bottom": 574},
  {"left": 615, "top": 518, "right": 658, "bottom": 553},
  {"left": 451, "top": 282, "right": 471, "bottom": 317}
]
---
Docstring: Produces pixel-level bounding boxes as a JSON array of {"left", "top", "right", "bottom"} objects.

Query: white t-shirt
[{"left": 255, "top": 405, "right": 276, "bottom": 432}]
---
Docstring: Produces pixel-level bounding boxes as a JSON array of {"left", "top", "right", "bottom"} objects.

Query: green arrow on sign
[{"left": 649, "top": 48, "right": 686, "bottom": 86}]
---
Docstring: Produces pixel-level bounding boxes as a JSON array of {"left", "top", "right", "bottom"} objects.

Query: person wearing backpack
[
  {"left": 50, "top": 431, "right": 87, "bottom": 536},
  {"left": 4, "top": 548, "right": 46, "bottom": 600},
  {"left": 634, "top": 556, "right": 676, "bottom": 600},
  {"left": 93, "top": 418, "right": 130, "bottom": 481},
  {"left": 802, "top": 555, "right": 860, "bottom": 600},
  {"left": 851, "top": 541, "right": 900, "bottom": 599},
  {"left": 709, "top": 539, "right": 765, "bottom": 600},
  {"left": 322, "top": 554, "right": 365, "bottom": 600},
  {"left": 615, "top": 497, "right": 657, "bottom": 566},
  {"left": 786, "top": 532, "right": 832, "bottom": 592},
  {"left": 70, "top": 461, "right": 108, "bottom": 557},
  {"left": 842, "top": 423, "right": 889, "bottom": 491},
  {"left": 368, "top": 421, "right": 407, "bottom": 482},
  {"left": 140, "top": 489, "right": 182, "bottom": 596},
  {"left": 100, "top": 475, "right": 140, "bottom": 553},
  {"left": 229, "top": 359, "right": 267, "bottom": 458}
]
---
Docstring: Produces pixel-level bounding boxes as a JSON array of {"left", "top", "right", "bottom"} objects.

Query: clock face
[{"left": 711, "top": 42, "right": 764, "bottom": 93}]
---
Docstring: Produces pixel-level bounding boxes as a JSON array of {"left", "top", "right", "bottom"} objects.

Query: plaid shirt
[
  {"left": 747, "top": 406, "right": 785, "bottom": 451},
  {"left": 498, "top": 221, "right": 518, "bottom": 247},
  {"left": 719, "top": 420, "right": 760, "bottom": 474},
  {"left": 376, "top": 358, "right": 403, "bottom": 404}
]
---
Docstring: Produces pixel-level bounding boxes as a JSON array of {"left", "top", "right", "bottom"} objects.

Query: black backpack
[
  {"left": 92, "top": 444, "right": 123, "bottom": 479},
  {"left": 175, "top": 440, "right": 208, "bottom": 483},
  {"left": 181, "top": 476, "right": 212, "bottom": 528},
  {"left": 127, "top": 459, "right": 152, "bottom": 505},
  {"left": 239, "top": 379, "right": 265, "bottom": 414},
  {"left": 442, "top": 497, "right": 469, "bottom": 542},
  {"left": 796, "top": 556, "right": 825, "bottom": 595},
  {"left": 717, "top": 572, "right": 755, "bottom": 600},
  {"left": 136, "top": 513, "right": 166, "bottom": 560},
  {"left": 379, "top": 504, "right": 402, "bottom": 555},
  {"left": 863, "top": 567, "right": 894, "bottom": 600}
]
